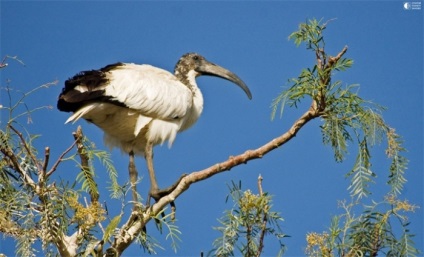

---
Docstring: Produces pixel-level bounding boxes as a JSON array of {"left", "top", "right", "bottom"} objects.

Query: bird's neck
[
  {"left": 180, "top": 81, "right": 203, "bottom": 132},
  {"left": 175, "top": 69, "right": 199, "bottom": 94}
]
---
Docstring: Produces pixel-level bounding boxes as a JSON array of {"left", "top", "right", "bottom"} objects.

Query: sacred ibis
[{"left": 57, "top": 53, "right": 252, "bottom": 204}]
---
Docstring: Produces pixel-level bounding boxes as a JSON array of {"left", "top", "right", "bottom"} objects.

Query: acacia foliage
[
  {"left": 211, "top": 18, "right": 419, "bottom": 257},
  {"left": 271, "top": 18, "right": 408, "bottom": 199},
  {"left": 271, "top": 18, "right": 418, "bottom": 256},
  {"left": 210, "top": 179, "right": 287, "bottom": 257},
  {"left": 0, "top": 84, "right": 106, "bottom": 256},
  {"left": 305, "top": 196, "right": 419, "bottom": 257}
]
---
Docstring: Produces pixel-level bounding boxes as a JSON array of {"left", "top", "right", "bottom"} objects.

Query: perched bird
[{"left": 57, "top": 53, "right": 252, "bottom": 204}]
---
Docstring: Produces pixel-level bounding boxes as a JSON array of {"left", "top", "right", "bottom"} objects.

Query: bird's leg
[
  {"left": 145, "top": 141, "right": 160, "bottom": 206},
  {"left": 145, "top": 142, "right": 158, "bottom": 196},
  {"left": 145, "top": 142, "right": 186, "bottom": 206},
  {"left": 128, "top": 151, "right": 140, "bottom": 210}
]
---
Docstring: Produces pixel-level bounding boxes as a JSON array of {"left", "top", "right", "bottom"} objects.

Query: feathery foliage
[
  {"left": 271, "top": 18, "right": 408, "bottom": 199},
  {"left": 210, "top": 179, "right": 287, "bottom": 257},
  {"left": 0, "top": 76, "right": 108, "bottom": 256},
  {"left": 306, "top": 195, "right": 420, "bottom": 256}
]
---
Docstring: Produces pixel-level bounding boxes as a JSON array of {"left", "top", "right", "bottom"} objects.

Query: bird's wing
[
  {"left": 59, "top": 63, "right": 193, "bottom": 121},
  {"left": 106, "top": 63, "right": 193, "bottom": 120}
]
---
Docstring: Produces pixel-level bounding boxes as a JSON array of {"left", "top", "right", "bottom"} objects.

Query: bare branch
[
  {"left": 256, "top": 175, "right": 267, "bottom": 257},
  {"left": 0, "top": 132, "right": 36, "bottom": 188},
  {"left": 184, "top": 106, "right": 319, "bottom": 184},
  {"left": 111, "top": 105, "right": 320, "bottom": 256},
  {"left": 1, "top": 55, "right": 26, "bottom": 67},
  {"left": 42, "top": 147, "right": 50, "bottom": 173},
  {"left": 46, "top": 140, "right": 77, "bottom": 177},
  {"left": 328, "top": 45, "right": 348, "bottom": 67},
  {"left": 9, "top": 125, "right": 41, "bottom": 172},
  {"left": 257, "top": 174, "right": 264, "bottom": 196}
]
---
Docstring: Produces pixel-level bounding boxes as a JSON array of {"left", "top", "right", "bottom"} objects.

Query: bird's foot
[
  {"left": 148, "top": 173, "right": 187, "bottom": 204},
  {"left": 147, "top": 174, "right": 187, "bottom": 222}
]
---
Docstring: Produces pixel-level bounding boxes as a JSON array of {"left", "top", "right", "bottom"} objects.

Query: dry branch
[
  {"left": 256, "top": 174, "right": 267, "bottom": 257},
  {"left": 111, "top": 102, "right": 321, "bottom": 255},
  {"left": 46, "top": 140, "right": 77, "bottom": 177},
  {"left": 42, "top": 147, "right": 50, "bottom": 175},
  {"left": 0, "top": 129, "right": 37, "bottom": 189}
]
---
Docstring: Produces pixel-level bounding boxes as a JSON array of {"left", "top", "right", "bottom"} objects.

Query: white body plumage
[{"left": 65, "top": 63, "right": 204, "bottom": 155}]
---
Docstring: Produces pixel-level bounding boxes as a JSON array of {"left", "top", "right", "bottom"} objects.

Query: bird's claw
[{"left": 146, "top": 173, "right": 188, "bottom": 212}]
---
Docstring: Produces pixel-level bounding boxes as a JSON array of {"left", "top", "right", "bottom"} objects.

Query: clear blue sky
[{"left": 1, "top": 1, "right": 423, "bottom": 256}]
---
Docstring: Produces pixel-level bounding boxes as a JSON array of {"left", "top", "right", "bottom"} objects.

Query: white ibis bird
[{"left": 57, "top": 53, "right": 252, "bottom": 205}]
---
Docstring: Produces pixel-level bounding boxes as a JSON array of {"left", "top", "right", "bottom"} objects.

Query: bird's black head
[{"left": 175, "top": 53, "right": 252, "bottom": 100}]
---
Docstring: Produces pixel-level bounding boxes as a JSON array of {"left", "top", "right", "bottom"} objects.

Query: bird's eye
[{"left": 192, "top": 55, "right": 199, "bottom": 61}]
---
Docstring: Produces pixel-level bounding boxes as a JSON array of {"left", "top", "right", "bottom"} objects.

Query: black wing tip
[
  {"left": 62, "top": 62, "right": 125, "bottom": 92},
  {"left": 57, "top": 97, "right": 77, "bottom": 112},
  {"left": 58, "top": 62, "right": 125, "bottom": 112}
]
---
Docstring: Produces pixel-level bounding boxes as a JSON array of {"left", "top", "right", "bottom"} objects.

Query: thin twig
[
  {"left": 42, "top": 147, "right": 50, "bottom": 174},
  {"left": 328, "top": 45, "right": 348, "bottom": 66},
  {"left": 0, "top": 142, "right": 36, "bottom": 187},
  {"left": 46, "top": 140, "right": 78, "bottom": 177},
  {"left": 0, "top": 55, "right": 26, "bottom": 68},
  {"left": 73, "top": 126, "right": 89, "bottom": 170},
  {"left": 0, "top": 128, "right": 36, "bottom": 188},
  {"left": 9, "top": 125, "right": 41, "bottom": 172},
  {"left": 37, "top": 147, "right": 50, "bottom": 186},
  {"left": 256, "top": 174, "right": 267, "bottom": 257},
  {"left": 257, "top": 174, "right": 264, "bottom": 196}
]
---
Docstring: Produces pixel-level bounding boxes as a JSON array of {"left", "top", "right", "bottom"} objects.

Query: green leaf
[
  {"left": 321, "top": 115, "right": 351, "bottom": 162},
  {"left": 386, "top": 129, "right": 408, "bottom": 195},
  {"left": 92, "top": 149, "right": 123, "bottom": 199},
  {"left": 135, "top": 229, "right": 164, "bottom": 254},
  {"left": 333, "top": 58, "right": 353, "bottom": 71},
  {"left": 103, "top": 214, "right": 122, "bottom": 242},
  {"left": 347, "top": 138, "right": 375, "bottom": 199}
]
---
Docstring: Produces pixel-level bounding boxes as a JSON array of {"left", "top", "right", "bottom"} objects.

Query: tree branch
[
  {"left": 0, "top": 132, "right": 37, "bottom": 189},
  {"left": 328, "top": 45, "right": 348, "bottom": 67},
  {"left": 55, "top": 231, "right": 79, "bottom": 257},
  {"left": 184, "top": 105, "right": 319, "bottom": 184},
  {"left": 73, "top": 126, "right": 90, "bottom": 174},
  {"left": 46, "top": 140, "right": 77, "bottom": 177},
  {"left": 256, "top": 175, "right": 267, "bottom": 257},
  {"left": 42, "top": 147, "right": 50, "bottom": 175},
  {"left": 111, "top": 104, "right": 321, "bottom": 256},
  {"left": 9, "top": 125, "right": 41, "bottom": 173},
  {"left": 73, "top": 126, "right": 99, "bottom": 203}
]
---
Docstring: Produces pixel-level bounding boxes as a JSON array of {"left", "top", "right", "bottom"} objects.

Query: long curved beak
[{"left": 196, "top": 60, "right": 252, "bottom": 100}]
